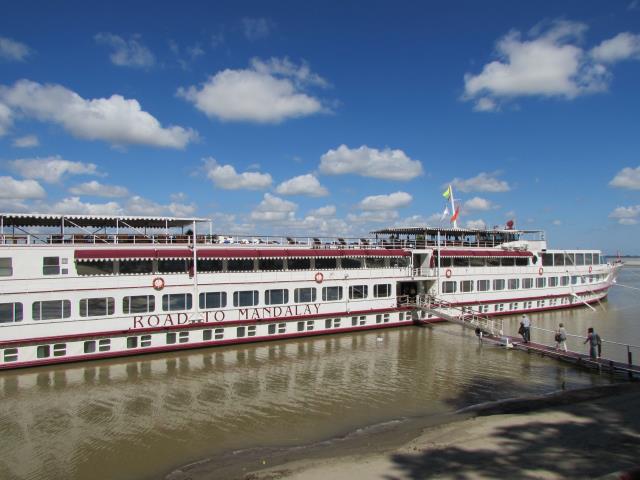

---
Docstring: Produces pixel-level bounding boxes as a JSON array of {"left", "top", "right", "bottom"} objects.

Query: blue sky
[{"left": 1, "top": 0, "right": 640, "bottom": 253}]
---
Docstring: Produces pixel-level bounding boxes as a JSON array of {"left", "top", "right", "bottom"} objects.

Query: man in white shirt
[{"left": 520, "top": 314, "right": 531, "bottom": 343}]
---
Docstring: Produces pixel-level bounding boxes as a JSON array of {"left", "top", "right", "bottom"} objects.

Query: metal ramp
[{"left": 411, "top": 294, "right": 504, "bottom": 337}]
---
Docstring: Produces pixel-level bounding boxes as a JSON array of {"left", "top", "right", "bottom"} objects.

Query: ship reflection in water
[{"left": 1, "top": 316, "right": 618, "bottom": 480}]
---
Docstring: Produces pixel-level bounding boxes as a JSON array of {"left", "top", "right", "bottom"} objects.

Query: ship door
[{"left": 398, "top": 281, "right": 418, "bottom": 304}]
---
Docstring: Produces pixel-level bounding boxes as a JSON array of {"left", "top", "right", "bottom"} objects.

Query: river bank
[{"left": 206, "top": 383, "right": 640, "bottom": 480}]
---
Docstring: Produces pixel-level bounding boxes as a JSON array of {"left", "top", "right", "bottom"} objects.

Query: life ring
[
  {"left": 588, "top": 266, "right": 592, "bottom": 273},
  {"left": 538, "top": 267, "right": 544, "bottom": 276},
  {"left": 314, "top": 272, "right": 324, "bottom": 284},
  {"left": 445, "top": 269, "right": 452, "bottom": 278},
  {"left": 152, "top": 277, "right": 165, "bottom": 291}
]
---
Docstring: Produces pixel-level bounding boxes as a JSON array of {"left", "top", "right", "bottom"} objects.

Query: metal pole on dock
[{"left": 628, "top": 345, "right": 633, "bottom": 380}]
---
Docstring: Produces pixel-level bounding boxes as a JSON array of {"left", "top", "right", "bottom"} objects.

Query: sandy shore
[{"left": 242, "top": 383, "right": 640, "bottom": 480}]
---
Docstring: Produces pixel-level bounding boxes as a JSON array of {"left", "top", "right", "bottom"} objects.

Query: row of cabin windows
[
  {"left": 541, "top": 252, "right": 601, "bottom": 267},
  {"left": 0, "top": 312, "right": 415, "bottom": 362},
  {"left": 437, "top": 257, "right": 530, "bottom": 268},
  {"left": 442, "top": 274, "right": 606, "bottom": 293},
  {"left": 75, "top": 257, "right": 410, "bottom": 276},
  {"left": 0, "top": 284, "right": 393, "bottom": 323}
]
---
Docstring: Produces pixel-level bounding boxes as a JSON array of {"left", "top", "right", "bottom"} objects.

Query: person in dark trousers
[
  {"left": 519, "top": 314, "right": 531, "bottom": 343},
  {"left": 583, "top": 327, "right": 601, "bottom": 359}
]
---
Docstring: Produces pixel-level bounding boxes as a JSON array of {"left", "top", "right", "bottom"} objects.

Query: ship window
[
  {"left": 575, "top": 254, "right": 585, "bottom": 266},
  {"left": 294, "top": 287, "right": 316, "bottom": 303},
  {"left": 365, "top": 257, "right": 386, "bottom": 268},
  {"left": 322, "top": 286, "right": 343, "bottom": 301},
  {"left": 227, "top": 259, "right": 254, "bottom": 272},
  {"left": 571, "top": 276, "right": 580, "bottom": 285},
  {"left": 536, "top": 277, "right": 546, "bottom": 288},
  {"left": 453, "top": 258, "right": 469, "bottom": 268},
  {"left": 233, "top": 290, "right": 259, "bottom": 307},
  {"left": 470, "top": 257, "right": 485, "bottom": 267},
  {"left": 178, "top": 331, "right": 189, "bottom": 343},
  {"left": 278, "top": 322, "right": 286, "bottom": 333},
  {"left": 315, "top": 258, "right": 337, "bottom": 270},
  {"left": 325, "top": 318, "right": 332, "bottom": 328},
  {"left": 214, "top": 328, "right": 224, "bottom": 340},
  {"left": 32, "top": 300, "right": 71, "bottom": 321},
  {"left": 391, "top": 257, "right": 410, "bottom": 268},
  {"left": 237, "top": 326, "right": 246, "bottom": 338},
  {"left": 297, "top": 321, "right": 305, "bottom": 332},
  {"left": 166, "top": 332, "right": 177, "bottom": 344},
  {"left": 157, "top": 259, "right": 189, "bottom": 273},
  {"left": 593, "top": 253, "right": 600, "bottom": 264},
  {"left": 349, "top": 285, "right": 368, "bottom": 299},
  {"left": 486, "top": 258, "right": 500, "bottom": 267},
  {"left": 376, "top": 314, "right": 382, "bottom": 323},
  {"left": 76, "top": 260, "right": 115, "bottom": 275},
  {"left": 259, "top": 259, "right": 284, "bottom": 271},
  {"left": 119, "top": 260, "right": 153, "bottom": 274},
  {"left": 585, "top": 253, "right": 593, "bottom": 265},
  {"left": 199, "top": 291, "right": 227, "bottom": 309},
  {"left": 162, "top": 294, "right": 192, "bottom": 311},
  {"left": 53, "top": 343, "right": 66, "bottom": 357},
  {"left": 553, "top": 253, "right": 565, "bottom": 266},
  {"left": 561, "top": 276, "right": 570, "bottom": 286},
  {"left": 247, "top": 326, "right": 256, "bottom": 337},
  {"left": 565, "top": 253, "right": 575, "bottom": 265},
  {"left": 500, "top": 258, "right": 515, "bottom": 267},
  {"left": 37, "top": 345, "right": 50, "bottom": 358},
  {"left": 460, "top": 280, "right": 474, "bottom": 292},
  {"left": 508, "top": 278, "right": 520, "bottom": 290},
  {"left": 515, "top": 258, "right": 528, "bottom": 266},
  {"left": 3, "top": 348, "right": 18, "bottom": 362},
  {"left": 287, "top": 258, "right": 311, "bottom": 270},
  {"left": 493, "top": 279, "right": 505, "bottom": 291},
  {"left": 0, "top": 302, "right": 23, "bottom": 323},
  {"left": 542, "top": 253, "right": 553, "bottom": 266},
  {"left": 549, "top": 277, "right": 558, "bottom": 287},
  {"left": 127, "top": 337, "right": 138, "bottom": 349},
  {"left": 494, "top": 304, "right": 504, "bottom": 312},
  {"left": 442, "top": 281, "right": 457, "bottom": 293},
  {"left": 374, "top": 284, "right": 391, "bottom": 298},
  {"left": 306, "top": 320, "right": 314, "bottom": 331},
  {"left": 43, "top": 256, "right": 60, "bottom": 275},
  {"left": 99, "top": 339, "right": 110, "bottom": 351},
  {"left": 123, "top": 295, "right": 155, "bottom": 314},
  {"left": 79, "top": 297, "right": 115, "bottom": 317},
  {"left": 268, "top": 324, "right": 277, "bottom": 335},
  {"left": 477, "top": 280, "right": 490, "bottom": 292},
  {"left": 197, "top": 259, "right": 223, "bottom": 272},
  {"left": 439, "top": 257, "right": 453, "bottom": 267},
  {"left": 342, "top": 258, "right": 363, "bottom": 269},
  {"left": 265, "top": 289, "right": 289, "bottom": 305},
  {"left": 0, "top": 258, "right": 13, "bottom": 276},
  {"left": 203, "top": 329, "right": 212, "bottom": 341}
]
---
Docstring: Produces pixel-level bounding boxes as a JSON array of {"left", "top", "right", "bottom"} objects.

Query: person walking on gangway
[
  {"left": 555, "top": 323, "right": 568, "bottom": 352},
  {"left": 583, "top": 327, "right": 602, "bottom": 360},
  {"left": 519, "top": 314, "right": 531, "bottom": 344}
]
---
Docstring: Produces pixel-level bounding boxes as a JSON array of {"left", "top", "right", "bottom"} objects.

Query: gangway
[{"left": 408, "top": 294, "right": 504, "bottom": 338}]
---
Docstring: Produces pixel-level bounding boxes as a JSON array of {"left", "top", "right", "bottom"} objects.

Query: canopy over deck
[{"left": 0, "top": 213, "right": 209, "bottom": 229}]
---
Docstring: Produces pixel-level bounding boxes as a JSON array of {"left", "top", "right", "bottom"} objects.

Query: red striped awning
[{"left": 439, "top": 249, "right": 533, "bottom": 258}]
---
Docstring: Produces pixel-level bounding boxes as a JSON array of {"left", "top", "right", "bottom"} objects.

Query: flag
[
  {"left": 440, "top": 206, "right": 449, "bottom": 221},
  {"left": 442, "top": 185, "right": 452, "bottom": 200},
  {"left": 450, "top": 206, "right": 460, "bottom": 223}
]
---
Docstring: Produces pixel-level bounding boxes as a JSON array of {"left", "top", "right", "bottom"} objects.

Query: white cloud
[
  {"left": 12, "top": 134, "right": 39, "bottom": 148},
  {"left": 0, "top": 102, "right": 12, "bottom": 136},
  {"left": 552, "top": 219, "right": 562, "bottom": 226},
  {"left": 0, "top": 176, "right": 46, "bottom": 199},
  {"left": 591, "top": 33, "right": 640, "bottom": 63},
  {"left": 0, "top": 80, "right": 196, "bottom": 148},
  {"left": 463, "top": 196, "right": 495, "bottom": 211},
  {"left": 610, "top": 166, "right": 640, "bottom": 190},
  {"left": 0, "top": 36, "right": 31, "bottom": 62},
  {"left": 9, "top": 156, "right": 99, "bottom": 183},
  {"left": 69, "top": 180, "right": 129, "bottom": 198},
  {"left": 242, "top": 17, "right": 273, "bottom": 41},
  {"left": 358, "top": 191, "right": 412, "bottom": 211},
  {"left": 609, "top": 205, "right": 640, "bottom": 225},
  {"left": 203, "top": 157, "right": 272, "bottom": 190},
  {"left": 473, "top": 97, "right": 498, "bottom": 112},
  {"left": 94, "top": 33, "right": 155, "bottom": 68},
  {"left": 450, "top": 172, "right": 511, "bottom": 193},
  {"left": 177, "top": 58, "right": 328, "bottom": 123},
  {"left": 0, "top": 199, "right": 30, "bottom": 212},
  {"left": 319, "top": 145, "right": 423, "bottom": 181},
  {"left": 308, "top": 205, "right": 336, "bottom": 217},
  {"left": 125, "top": 195, "right": 196, "bottom": 217},
  {"left": 42, "top": 197, "right": 122, "bottom": 215},
  {"left": 276, "top": 174, "right": 328, "bottom": 197},
  {"left": 169, "top": 40, "right": 205, "bottom": 70},
  {"left": 250, "top": 193, "right": 297, "bottom": 222},
  {"left": 465, "top": 219, "right": 487, "bottom": 230},
  {"left": 464, "top": 20, "right": 610, "bottom": 109},
  {"left": 347, "top": 210, "right": 399, "bottom": 224}
]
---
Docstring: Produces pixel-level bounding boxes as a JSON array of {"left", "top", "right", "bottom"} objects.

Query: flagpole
[{"left": 449, "top": 186, "right": 458, "bottom": 229}]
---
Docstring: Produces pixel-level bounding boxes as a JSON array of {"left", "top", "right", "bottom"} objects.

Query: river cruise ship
[{"left": 0, "top": 213, "right": 621, "bottom": 369}]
